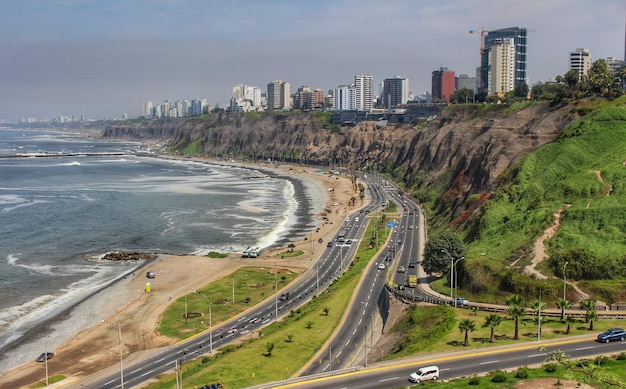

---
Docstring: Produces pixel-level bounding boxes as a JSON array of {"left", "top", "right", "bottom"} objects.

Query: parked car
[
  {"left": 397, "top": 266, "right": 406, "bottom": 273},
  {"left": 146, "top": 271, "right": 155, "bottom": 278},
  {"left": 409, "top": 365, "right": 439, "bottom": 383},
  {"left": 36, "top": 352, "right": 54, "bottom": 362},
  {"left": 597, "top": 328, "right": 626, "bottom": 343}
]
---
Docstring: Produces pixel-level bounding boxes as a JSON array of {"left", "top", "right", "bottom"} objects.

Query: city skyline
[{"left": 1, "top": 0, "right": 625, "bottom": 122}]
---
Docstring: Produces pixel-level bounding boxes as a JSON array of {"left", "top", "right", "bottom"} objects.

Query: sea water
[{"left": 0, "top": 128, "right": 325, "bottom": 370}]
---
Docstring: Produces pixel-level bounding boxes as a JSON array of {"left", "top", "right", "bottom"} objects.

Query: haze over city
[{"left": 1, "top": 0, "right": 625, "bottom": 122}]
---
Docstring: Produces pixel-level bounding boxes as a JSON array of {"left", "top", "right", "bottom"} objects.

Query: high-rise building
[
  {"left": 488, "top": 38, "right": 516, "bottom": 95},
  {"left": 569, "top": 48, "right": 592, "bottom": 80},
  {"left": 141, "top": 101, "right": 153, "bottom": 117},
  {"left": 354, "top": 74, "right": 374, "bottom": 112},
  {"left": 431, "top": 67, "right": 455, "bottom": 102},
  {"left": 455, "top": 74, "right": 476, "bottom": 93},
  {"left": 606, "top": 56, "right": 624, "bottom": 75},
  {"left": 292, "top": 86, "right": 324, "bottom": 110},
  {"left": 267, "top": 80, "right": 291, "bottom": 110},
  {"left": 382, "top": 76, "right": 409, "bottom": 109},
  {"left": 334, "top": 85, "right": 356, "bottom": 111},
  {"left": 480, "top": 27, "right": 528, "bottom": 92}
]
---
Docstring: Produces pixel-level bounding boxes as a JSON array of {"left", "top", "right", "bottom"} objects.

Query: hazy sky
[{"left": 1, "top": 0, "right": 625, "bottom": 122}]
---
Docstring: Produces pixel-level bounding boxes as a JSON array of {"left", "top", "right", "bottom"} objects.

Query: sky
[{"left": 1, "top": 0, "right": 626, "bottom": 122}]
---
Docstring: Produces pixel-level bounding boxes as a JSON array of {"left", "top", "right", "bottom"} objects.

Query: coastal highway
[
  {"left": 84, "top": 175, "right": 388, "bottom": 389},
  {"left": 296, "top": 178, "right": 421, "bottom": 376},
  {"left": 257, "top": 335, "right": 620, "bottom": 389}
]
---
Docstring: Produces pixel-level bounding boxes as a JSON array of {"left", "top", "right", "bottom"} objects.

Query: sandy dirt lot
[{"left": 0, "top": 166, "right": 362, "bottom": 389}]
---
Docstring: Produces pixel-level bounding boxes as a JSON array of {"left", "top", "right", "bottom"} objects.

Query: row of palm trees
[{"left": 457, "top": 295, "right": 599, "bottom": 347}]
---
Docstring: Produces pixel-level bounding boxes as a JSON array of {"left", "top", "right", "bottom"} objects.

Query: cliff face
[{"left": 103, "top": 103, "right": 578, "bottom": 200}]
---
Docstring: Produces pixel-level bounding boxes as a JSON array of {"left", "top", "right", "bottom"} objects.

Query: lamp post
[
  {"left": 563, "top": 261, "right": 569, "bottom": 303},
  {"left": 118, "top": 317, "right": 124, "bottom": 389},
  {"left": 195, "top": 290, "right": 212, "bottom": 353},
  {"left": 44, "top": 335, "right": 50, "bottom": 386},
  {"left": 453, "top": 257, "right": 465, "bottom": 307},
  {"left": 441, "top": 249, "right": 453, "bottom": 303},
  {"left": 538, "top": 285, "right": 542, "bottom": 342}
]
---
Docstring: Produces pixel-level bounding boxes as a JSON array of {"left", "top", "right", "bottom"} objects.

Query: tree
[
  {"left": 482, "top": 314, "right": 503, "bottom": 343},
  {"left": 587, "top": 59, "right": 614, "bottom": 96},
  {"left": 563, "top": 69, "right": 580, "bottom": 94},
  {"left": 532, "top": 300, "right": 547, "bottom": 336},
  {"left": 556, "top": 298, "right": 571, "bottom": 320},
  {"left": 580, "top": 299, "right": 597, "bottom": 323},
  {"left": 323, "top": 306, "right": 330, "bottom": 316},
  {"left": 450, "top": 88, "right": 475, "bottom": 104},
  {"left": 514, "top": 82, "right": 529, "bottom": 98},
  {"left": 506, "top": 295, "right": 526, "bottom": 340},
  {"left": 265, "top": 342, "right": 275, "bottom": 357},
  {"left": 564, "top": 315, "right": 576, "bottom": 334},
  {"left": 541, "top": 347, "right": 626, "bottom": 388},
  {"left": 586, "top": 309, "right": 598, "bottom": 331},
  {"left": 458, "top": 319, "right": 476, "bottom": 346},
  {"left": 422, "top": 232, "right": 465, "bottom": 275}
]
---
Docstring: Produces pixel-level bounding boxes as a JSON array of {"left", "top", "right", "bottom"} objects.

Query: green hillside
[{"left": 461, "top": 106, "right": 626, "bottom": 304}]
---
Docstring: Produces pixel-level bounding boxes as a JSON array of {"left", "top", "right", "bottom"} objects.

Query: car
[
  {"left": 326, "top": 241, "right": 334, "bottom": 248},
  {"left": 597, "top": 328, "right": 626, "bottom": 343},
  {"left": 377, "top": 263, "right": 386, "bottom": 270},
  {"left": 36, "top": 352, "right": 54, "bottom": 362},
  {"left": 408, "top": 225, "right": 413, "bottom": 229},
  {"left": 408, "top": 262, "right": 417, "bottom": 268},
  {"left": 354, "top": 217, "right": 359, "bottom": 222},
  {"left": 345, "top": 239, "right": 352, "bottom": 245},
  {"left": 409, "top": 365, "right": 439, "bottom": 383},
  {"left": 454, "top": 297, "right": 469, "bottom": 306},
  {"left": 146, "top": 271, "right": 155, "bottom": 278},
  {"left": 345, "top": 217, "right": 350, "bottom": 222},
  {"left": 397, "top": 266, "right": 406, "bottom": 273},
  {"left": 279, "top": 292, "right": 290, "bottom": 301}
]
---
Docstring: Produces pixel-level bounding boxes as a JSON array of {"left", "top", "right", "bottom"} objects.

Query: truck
[
  {"left": 408, "top": 275, "right": 417, "bottom": 288},
  {"left": 248, "top": 247, "right": 263, "bottom": 258}
]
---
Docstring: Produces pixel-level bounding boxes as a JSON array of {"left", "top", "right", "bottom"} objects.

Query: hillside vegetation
[{"left": 454, "top": 105, "right": 626, "bottom": 304}]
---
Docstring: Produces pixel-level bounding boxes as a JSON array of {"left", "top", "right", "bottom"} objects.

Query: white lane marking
[
  {"left": 166, "top": 360, "right": 175, "bottom": 365},
  {"left": 131, "top": 368, "right": 142, "bottom": 374},
  {"left": 105, "top": 380, "right": 115, "bottom": 385},
  {"left": 528, "top": 353, "right": 545, "bottom": 358},
  {"left": 155, "top": 357, "right": 166, "bottom": 363},
  {"left": 576, "top": 346, "right": 594, "bottom": 351},
  {"left": 140, "top": 370, "right": 155, "bottom": 377},
  {"left": 322, "top": 364, "right": 329, "bottom": 372},
  {"left": 379, "top": 377, "right": 399, "bottom": 383},
  {"left": 480, "top": 360, "right": 500, "bottom": 365},
  {"left": 346, "top": 339, "right": 351, "bottom": 346},
  {"left": 358, "top": 318, "right": 362, "bottom": 325},
  {"left": 336, "top": 350, "right": 343, "bottom": 357},
  {"left": 353, "top": 328, "right": 357, "bottom": 335}
]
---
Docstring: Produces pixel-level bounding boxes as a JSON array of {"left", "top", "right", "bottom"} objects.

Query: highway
[
  {"left": 257, "top": 335, "right": 622, "bottom": 388},
  {"left": 85, "top": 174, "right": 388, "bottom": 388}
]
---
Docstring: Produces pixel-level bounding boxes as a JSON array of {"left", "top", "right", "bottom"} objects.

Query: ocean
[{"left": 0, "top": 128, "right": 325, "bottom": 371}]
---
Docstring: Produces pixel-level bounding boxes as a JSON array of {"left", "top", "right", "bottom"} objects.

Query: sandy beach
[{"left": 0, "top": 163, "right": 361, "bottom": 389}]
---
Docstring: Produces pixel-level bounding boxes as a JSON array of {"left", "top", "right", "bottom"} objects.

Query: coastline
[{"left": 0, "top": 162, "right": 357, "bottom": 388}]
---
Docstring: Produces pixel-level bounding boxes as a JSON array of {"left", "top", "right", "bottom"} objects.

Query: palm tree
[
  {"left": 482, "top": 314, "right": 503, "bottom": 343},
  {"left": 564, "top": 315, "right": 576, "bottom": 334},
  {"left": 556, "top": 298, "right": 571, "bottom": 320},
  {"left": 586, "top": 309, "right": 598, "bottom": 331},
  {"left": 506, "top": 295, "right": 526, "bottom": 340},
  {"left": 532, "top": 300, "right": 547, "bottom": 337},
  {"left": 458, "top": 319, "right": 476, "bottom": 346},
  {"left": 580, "top": 299, "right": 597, "bottom": 323}
]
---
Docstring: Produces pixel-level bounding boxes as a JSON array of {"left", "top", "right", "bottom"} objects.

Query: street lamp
[
  {"left": 44, "top": 335, "right": 50, "bottom": 386},
  {"left": 563, "top": 261, "right": 569, "bottom": 303},
  {"left": 194, "top": 290, "right": 213, "bottom": 353},
  {"left": 102, "top": 315, "right": 125, "bottom": 389},
  {"left": 453, "top": 257, "right": 465, "bottom": 307},
  {"left": 441, "top": 249, "right": 453, "bottom": 303}
]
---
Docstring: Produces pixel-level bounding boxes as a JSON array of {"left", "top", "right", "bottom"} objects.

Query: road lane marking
[
  {"left": 575, "top": 346, "right": 594, "bottom": 351},
  {"left": 140, "top": 370, "right": 155, "bottom": 377},
  {"left": 379, "top": 377, "right": 399, "bottom": 382},
  {"left": 528, "top": 353, "right": 545, "bottom": 358},
  {"left": 131, "top": 368, "right": 143, "bottom": 374},
  {"left": 480, "top": 360, "right": 499, "bottom": 365},
  {"left": 155, "top": 357, "right": 166, "bottom": 363}
]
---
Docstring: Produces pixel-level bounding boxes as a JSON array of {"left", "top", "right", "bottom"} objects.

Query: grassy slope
[{"left": 460, "top": 104, "right": 626, "bottom": 302}]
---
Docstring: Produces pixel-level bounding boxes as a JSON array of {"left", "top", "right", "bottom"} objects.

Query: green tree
[
  {"left": 506, "top": 294, "right": 526, "bottom": 340},
  {"left": 423, "top": 232, "right": 465, "bottom": 275},
  {"left": 556, "top": 298, "right": 571, "bottom": 320},
  {"left": 450, "top": 88, "right": 475, "bottom": 104},
  {"left": 514, "top": 82, "right": 529, "bottom": 98},
  {"left": 265, "top": 342, "right": 274, "bottom": 357},
  {"left": 587, "top": 59, "right": 614, "bottom": 96},
  {"left": 323, "top": 306, "right": 330, "bottom": 316},
  {"left": 563, "top": 69, "right": 580, "bottom": 95},
  {"left": 541, "top": 347, "right": 626, "bottom": 388},
  {"left": 580, "top": 299, "right": 597, "bottom": 323},
  {"left": 564, "top": 315, "right": 576, "bottom": 334},
  {"left": 586, "top": 309, "right": 598, "bottom": 331},
  {"left": 482, "top": 314, "right": 503, "bottom": 343},
  {"left": 458, "top": 318, "right": 476, "bottom": 346}
]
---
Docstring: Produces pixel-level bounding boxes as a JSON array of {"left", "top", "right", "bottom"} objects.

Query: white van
[
  {"left": 409, "top": 365, "right": 439, "bottom": 383},
  {"left": 354, "top": 217, "right": 359, "bottom": 222}
]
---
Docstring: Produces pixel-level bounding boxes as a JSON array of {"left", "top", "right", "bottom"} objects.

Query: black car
[
  {"left": 279, "top": 292, "right": 290, "bottom": 301},
  {"left": 597, "top": 328, "right": 626, "bottom": 343},
  {"left": 408, "top": 262, "right": 417, "bottom": 268},
  {"left": 36, "top": 352, "right": 54, "bottom": 362},
  {"left": 326, "top": 241, "right": 334, "bottom": 248}
]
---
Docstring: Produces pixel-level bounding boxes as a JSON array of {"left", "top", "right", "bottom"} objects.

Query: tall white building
[
  {"left": 267, "top": 80, "right": 291, "bottom": 110},
  {"left": 569, "top": 48, "right": 592, "bottom": 79},
  {"left": 334, "top": 85, "right": 357, "bottom": 110},
  {"left": 488, "top": 38, "right": 516, "bottom": 95},
  {"left": 354, "top": 74, "right": 374, "bottom": 112},
  {"left": 233, "top": 84, "right": 262, "bottom": 109},
  {"left": 141, "top": 101, "right": 153, "bottom": 117}
]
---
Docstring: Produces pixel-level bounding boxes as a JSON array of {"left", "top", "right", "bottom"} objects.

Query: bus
[{"left": 337, "top": 229, "right": 347, "bottom": 242}]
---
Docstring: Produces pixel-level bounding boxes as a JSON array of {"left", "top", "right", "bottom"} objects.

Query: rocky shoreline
[{"left": 102, "top": 251, "right": 158, "bottom": 261}]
